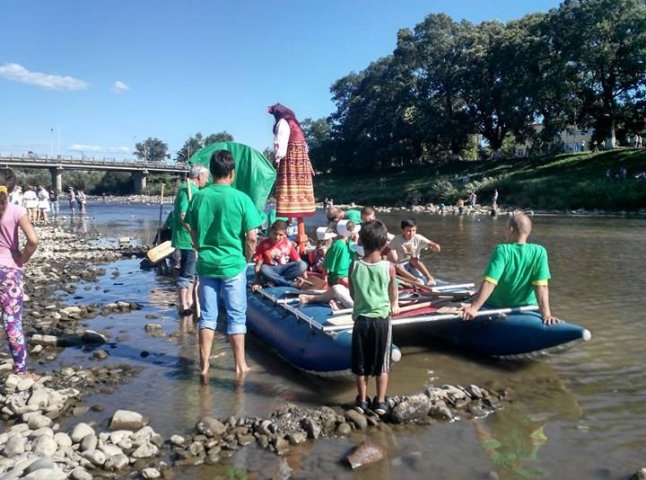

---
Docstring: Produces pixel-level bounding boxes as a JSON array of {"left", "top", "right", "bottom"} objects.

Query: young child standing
[
  {"left": 252, "top": 220, "right": 307, "bottom": 289},
  {"left": 350, "top": 220, "right": 399, "bottom": 415},
  {"left": 0, "top": 169, "right": 39, "bottom": 378}
]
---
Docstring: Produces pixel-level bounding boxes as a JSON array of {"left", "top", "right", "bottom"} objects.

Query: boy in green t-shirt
[
  {"left": 298, "top": 219, "right": 358, "bottom": 310},
  {"left": 349, "top": 220, "right": 399, "bottom": 416},
  {"left": 462, "top": 214, "right": 561, "bottom": 325},
  {"left": 186, "top": 150, "right": 262, "bottom": 380}
]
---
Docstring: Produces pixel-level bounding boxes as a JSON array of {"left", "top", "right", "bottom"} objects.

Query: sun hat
[
  {"left": 316, "top": 226, "right": 337, "bottom": 241},
  {"left": 336, "top": 219, "right": 360, "bottom": 238}
]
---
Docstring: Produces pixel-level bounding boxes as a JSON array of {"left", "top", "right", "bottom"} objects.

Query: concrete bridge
[{"left": 0, "top": 154, "right": 189, "bottom": 193}]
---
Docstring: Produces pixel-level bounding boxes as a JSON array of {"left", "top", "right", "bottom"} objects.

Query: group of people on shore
[{"left": 6, "top": 184, "right": 87, "bottom": 224}]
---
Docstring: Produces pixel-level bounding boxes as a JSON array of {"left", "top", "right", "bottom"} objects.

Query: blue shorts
[
  {"left": 198, "top": 270, "right": 247, "bottom": 335},
  {"left": 177, "top": 249, "right": 197, "bottom": 289}
]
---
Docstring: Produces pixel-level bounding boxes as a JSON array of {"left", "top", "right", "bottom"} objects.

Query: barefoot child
[
  {"left": 350, "top": 220, "right": 399, "bottom": 415},
  {"left": 0, "top": 169, "right": 39, "bottom": 378}
]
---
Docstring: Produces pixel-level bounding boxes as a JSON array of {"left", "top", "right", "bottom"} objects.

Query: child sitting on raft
[
  {"left": 251, "top": 220, "right": 307, "bottom": 290},
  {"left": 296, "top": 227, "right": 336, "bottom": 290},
  {"left": 299, "top": 219, "right": 358, "bottom": 310}
]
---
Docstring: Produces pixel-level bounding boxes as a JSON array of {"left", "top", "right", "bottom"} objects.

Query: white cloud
[
  {"left": 111, "top": 80, "right": 129, "bottom": 94},
  {"left": 0, "top": 63, "right": 88, "bottom": 91}
]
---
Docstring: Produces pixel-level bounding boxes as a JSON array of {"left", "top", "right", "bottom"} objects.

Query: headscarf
[{"left": 268, "top": 103, "right": 301, "bottom": 133}]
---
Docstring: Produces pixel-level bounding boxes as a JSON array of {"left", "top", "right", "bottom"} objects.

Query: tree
[
  {"left": 204, "top": 131, "right": 234, "bottom": 145},
  {"left": 301, "top": 117, "right": 334, "bottom": 172},
  {"left": 551, "top": 0, "right": 646, "bottom": 147},
  {"left": 394, "top": 15, "right": 476, "bottom": 160},
  {"left": 176, "top": 133, "right": 203, "bottom": 163},
  {"left": 134, "top": 138, "right": 168, "bottom": 162}
]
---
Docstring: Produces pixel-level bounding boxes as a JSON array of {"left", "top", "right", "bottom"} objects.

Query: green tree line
[{"left": 304, "top": 0, "right": 645, "bottom": 173}]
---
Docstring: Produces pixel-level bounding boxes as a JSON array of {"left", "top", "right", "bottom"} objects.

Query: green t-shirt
[
  {"left": 185, "top": 184, "right": 262, "bottom": 278},
  {"left": 323, "top": 238, "right": 352, "bottom": 284},
  {"left": 345, "top": 209, "right": 362, "bottom": 225},
  {"left": 484, "top": 243, "right": 551, "bottom": 308},
  {"left": 171, "top": 182, "right": 198, "bottom": 250},
  {"left": 351, "top": 260, "right": 391, "bottom": 319}
]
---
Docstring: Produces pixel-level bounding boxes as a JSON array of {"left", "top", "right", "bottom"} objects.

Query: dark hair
[
  {"left": 361, "top": 206, "right": 375, "bottom": 216},
  {"left": 209, "top": 150, "right": 235, "bottom": 179},
  {"left": 401, "top": 218, "right": 416, "bottom": 229},
  {"left": 271, "top": 220, "right": 288, "bottom": 232},
  {"left": 359, "top": 220, "right": 389, "bottom": 254},
  {"left": 268, "top": 103, "right": 301, "bottom": 134},
  {"left": 0, "top": 168, "right": 17, "bottom": 220}
]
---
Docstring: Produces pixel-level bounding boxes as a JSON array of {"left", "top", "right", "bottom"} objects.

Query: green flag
[{"left": 188, "top": 142, "right": 276, "bottom": 213}]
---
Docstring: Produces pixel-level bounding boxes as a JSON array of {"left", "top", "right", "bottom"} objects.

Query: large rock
[
  {"left": 71, "top": 423, "right": 95, "bottom": 443},
  {"left": 110, "top": 409, "right": 146, "bottom": 431},
  {"left": 346, "top": 441, "right": 387, "bottom": 469},
  {"left": 196, "top": 416, "right": 227, "bottom": 437},
  {"left": 391, "top": 394, "right": 431, "bottom": 423}
]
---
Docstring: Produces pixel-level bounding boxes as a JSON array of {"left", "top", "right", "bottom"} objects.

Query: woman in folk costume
[{"left": 268, "top": 103, "right": 316, "bottom": 252}]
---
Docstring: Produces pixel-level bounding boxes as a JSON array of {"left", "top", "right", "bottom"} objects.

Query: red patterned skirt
[{"left": 276, "top": 141, "right": 316, "bottom": 217}]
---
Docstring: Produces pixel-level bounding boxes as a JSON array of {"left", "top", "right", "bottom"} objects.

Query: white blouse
[{"left": 273, "top": 118, "right": 290, "bottom": 161}]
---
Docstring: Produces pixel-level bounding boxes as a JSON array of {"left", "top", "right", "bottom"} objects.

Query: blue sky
[{"left": 0, "top": 0, "right": 562, "bottom": 160}]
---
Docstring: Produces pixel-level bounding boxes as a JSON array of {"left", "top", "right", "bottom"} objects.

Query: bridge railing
[{"left": 0, "top": 154, "right": 188, "bottom": 170}]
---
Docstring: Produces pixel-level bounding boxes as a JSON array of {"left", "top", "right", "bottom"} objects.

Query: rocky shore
[{"left": 2, "top": 225, "right": 643, "bottom": 479}]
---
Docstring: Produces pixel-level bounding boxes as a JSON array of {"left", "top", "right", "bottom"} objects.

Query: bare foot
[
  {"left": 199, "top": 370, "right": 209, "bottom": 385},
  {"left": 235, "top": 363, "right": 252, "bottom": 376},
  {"left": 299, "top": 294, "right": 315, "bottom": 305}
]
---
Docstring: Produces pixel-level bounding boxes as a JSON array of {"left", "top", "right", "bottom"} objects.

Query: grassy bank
[{"left": 314, "top": 148, "right": 646, "bottom": 212}]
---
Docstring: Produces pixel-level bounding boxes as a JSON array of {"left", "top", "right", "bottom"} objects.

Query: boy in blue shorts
[{"left": 349, "top": 220, "right": 399, "bottom": 415}]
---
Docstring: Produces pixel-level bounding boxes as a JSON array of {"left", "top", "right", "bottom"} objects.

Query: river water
[{"left": 45, "top": 201, "right": 646, "bottom": 479}]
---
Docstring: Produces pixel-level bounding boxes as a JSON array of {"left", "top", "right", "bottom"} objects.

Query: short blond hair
[{"left": 508, "top": 214, "right": 532, "bottom": 236}]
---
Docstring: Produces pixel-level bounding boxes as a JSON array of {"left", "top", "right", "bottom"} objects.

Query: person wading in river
[
  {"left": 461, "top": 214, "right": 561, "bottom": 325},
  {"left": 186, "top": 150, "right": 262, "bottom": 380}
]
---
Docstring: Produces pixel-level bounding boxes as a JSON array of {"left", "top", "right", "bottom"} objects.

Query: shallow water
[{"left": 36, "top": 203, "right": 646, "bottom": 478}]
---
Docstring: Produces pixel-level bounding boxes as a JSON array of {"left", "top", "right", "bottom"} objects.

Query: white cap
[
  {"left": 316, "top": 226, "right": 337, "bottom": 241},
  {"left": 337, "top": 219, "right": 360, "bottom": 238}
]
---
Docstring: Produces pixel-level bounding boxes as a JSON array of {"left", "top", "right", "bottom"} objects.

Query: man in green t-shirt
[
  {"left": 185, "top": 150, "right": 262, "bottom": 380},
  {"left": 172, "top": 164, "right": 209, "bottom": 317},
  {"left": 462, "top": 214, "right": 561, "bottom": 325}
]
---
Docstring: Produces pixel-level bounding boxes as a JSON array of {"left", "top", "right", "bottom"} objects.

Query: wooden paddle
[
  {"left": 323, "top": 305, "right": 540, "bottom": 332},
  {"left": 146, "top": 240, "right": 175, "bottom": 264},
  {"left": 328, "top": 301, "right": 437, "bottom": 325}
]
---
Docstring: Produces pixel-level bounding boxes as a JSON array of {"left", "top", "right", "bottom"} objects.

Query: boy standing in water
[{"left": 350, "top": 220, "right": 399, "bottom": 415}]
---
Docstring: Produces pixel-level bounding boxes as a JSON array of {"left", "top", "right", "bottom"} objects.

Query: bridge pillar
[
  {"left": 133, "top": 170, "right": 148, "bottom": 194},
  {"left": 50, "top": 167, "right": 63, "bottom": 193}
]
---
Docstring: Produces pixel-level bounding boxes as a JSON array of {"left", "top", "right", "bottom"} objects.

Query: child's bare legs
[
  {"left": 356, "top": 375, "right": 368, "bottom": 402},
  {"left": 299, "top": 284, "right": 354, "bottom": 309},
  {"left": 376, "top": 373, "right": 389, "bottom": 403}
]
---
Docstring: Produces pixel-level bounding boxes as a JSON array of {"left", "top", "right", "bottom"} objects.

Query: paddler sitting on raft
[
  {"left": 326, "top": 206, "right": 362, "bottom": 227},
  {"left": 461, "top": 213, "right": 561, "bottom": 325},
  {"left": 387, "top": 218, "right": 441, "bottom": 286},
  {"left": 299, "top": 219, "right": 358, "bottom": 310},
  {"left": 251, "top": 220, "right": 307, "bottom": 291}
]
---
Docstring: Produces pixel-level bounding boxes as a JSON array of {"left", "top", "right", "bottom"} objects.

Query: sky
[{"left": 0, "top": 0, "right": 563, "bottom": 160}]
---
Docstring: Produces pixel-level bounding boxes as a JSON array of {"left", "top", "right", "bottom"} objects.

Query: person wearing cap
[
  {"left": 172, "top": 164, "right": 209, "bottom": 317},
  {"left": 251, "top": 220, "right": 307, "bottom": 289},
  {"left": 300, "top": 227, "right": 337, "bottom": 290},
  {"left": 387, "top": 218, "right": 441, "bottom": 286},
  {"left": 299, "top": 219, "right": 357, "bottom": 310}
]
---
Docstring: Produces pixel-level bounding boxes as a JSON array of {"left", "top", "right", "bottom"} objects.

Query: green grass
[{"left": 313, "top": 149, "right": 646, "bottom": 212}]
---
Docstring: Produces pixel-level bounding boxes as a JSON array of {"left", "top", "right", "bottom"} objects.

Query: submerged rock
[{"left": 346, "top": 441, "right": 387, "bottom": 469}]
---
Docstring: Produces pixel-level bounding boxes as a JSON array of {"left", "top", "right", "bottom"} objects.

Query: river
[{"left": 47, "top": 200, "right": 646, "bottom": 479}]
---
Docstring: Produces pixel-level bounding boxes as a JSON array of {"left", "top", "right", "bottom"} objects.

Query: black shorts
[{"left": 351, "top": 315, "right": 392, "bottom": 376}]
